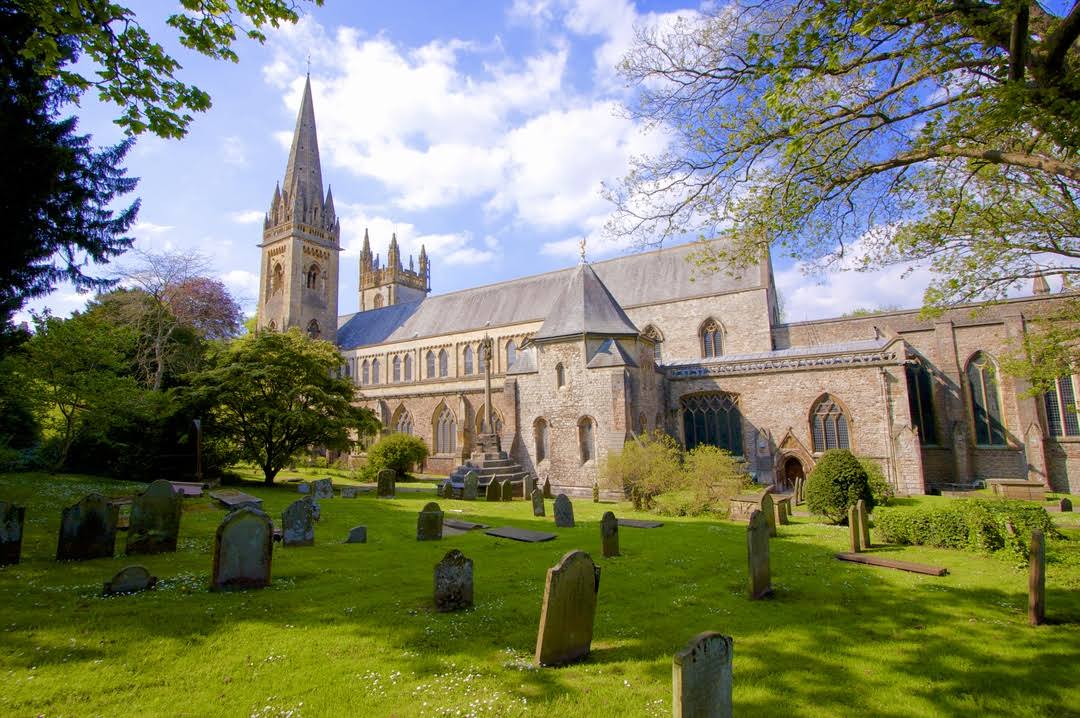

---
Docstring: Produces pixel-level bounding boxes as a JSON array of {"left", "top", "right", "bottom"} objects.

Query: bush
[
  {"left": 681, "top": 445, "right": 754, "bottom": 516},
  {"left": 805, "top": 449, "right": 874, "bottom": 524},
  {"left": 365, "top": 433, "right": 429, "bottom": 478},
  {"left": 859, "top": 457, "right": 894, "bottom": 506},
  {"left": 600, "top": 431, "right": 682, "bottom": 510}
]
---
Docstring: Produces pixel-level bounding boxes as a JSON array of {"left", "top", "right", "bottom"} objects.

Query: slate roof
[
  {"left": 662, "top": 338, "right": 893, "bottom": 366},
  {"left": 533, "top": 263, "right": 639, "bottom": 341},
  {"left": 586, "top": 339, "right": 638, "bottom": 368}
]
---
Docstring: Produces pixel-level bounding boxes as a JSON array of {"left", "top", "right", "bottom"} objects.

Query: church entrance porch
[{"left": 779, "top": 456, "right": 805, "bottom": 492}]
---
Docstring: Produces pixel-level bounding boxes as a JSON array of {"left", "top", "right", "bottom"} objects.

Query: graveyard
[{"left": 0, "top": 471, "right": 1078, "bottom": 717}]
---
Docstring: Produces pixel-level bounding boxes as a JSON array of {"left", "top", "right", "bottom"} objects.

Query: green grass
[
  {"left": 1, "top": 473, "right": 1079, "bottom": 717},
  {"left": 229, "top": 463, "right": 443, "bottom": 489}
]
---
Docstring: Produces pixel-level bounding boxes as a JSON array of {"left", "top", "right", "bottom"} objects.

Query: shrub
[
  {"left": 681, "top": 445, "right": 753, "bottom": 516},
  {"left": 365, "top": 433, "right": 429, "bottom": 478},
  {"left": 600, "top": 431, "right": 681, "bottom": 510},
  {"left": 805, "top": 449, "right": 874, "bottom": 523},
  {"left": 859, "top": 457, "right": 894, "bottom": 506}
]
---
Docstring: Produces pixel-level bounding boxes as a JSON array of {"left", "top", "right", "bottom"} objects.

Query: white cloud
[
  {"left": 134, "top": 221, "right": 173, "bottom": 235},
  {"left": 219, "top": 269, "right": 261, "bottom": 310},
  {"left": 230, "top": 210, "right": 266, "bottom": 225},
  {"left": 221, "top": 135, "right": 247, "bottom": 166}
]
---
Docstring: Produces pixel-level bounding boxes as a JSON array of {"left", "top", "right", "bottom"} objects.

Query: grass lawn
[
  {"left": 1, "top": 472, "right": 1078, "bottom": 717},
  {"left": 229, "top": 464, "right": 444, "bottom": 489}
]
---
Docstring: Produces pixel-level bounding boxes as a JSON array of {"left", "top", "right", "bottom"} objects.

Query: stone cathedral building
[{"left": 257, "top": 78, "right": 1080, "bottom": 497}]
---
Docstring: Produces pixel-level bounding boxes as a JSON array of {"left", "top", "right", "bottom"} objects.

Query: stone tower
[
  {"left": 358, "top": 231, "right": 430, "bottom": 311},
  {"left": 257, "top": 75, "right": 340, "bottom": 341}
]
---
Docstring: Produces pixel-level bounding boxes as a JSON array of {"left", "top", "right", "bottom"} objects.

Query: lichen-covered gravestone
[
  {"left": 312, "top": 478, "right": 334, "bottom": 500},
  {"left": 747, "top": 509, "right": 772, "bottom": 599},
  {"left": 600, "top": 511, "right": 619, "bottom": 557},
  {"left": 531, "top": 489, "right": 546, "bottom": 517},
  {"left": 857, "top": 499, "right": 871, "bottom": 549},
  {"left": 848, "top": 505, "right": 862, "bottom": 553},
  {"left": 500, "top": 479, "right": 514, "bottom": 501},
  {"left": 56, "top": 493, "right": 119, "bottom": 561},
  {"left": 0, "top": 501, "right": 26, "bottom": 566},
  {"left": 103, "top": 565, "right": 157, "bottom": 596},
  {"left": 341, "top": 486, "right": 360, "bottom": 499},
  {"left": 553, "top": 494, "right": 575, "bottom": 528},
  {"left": 126, "top": 479, "right": 182, "bottom": 556},
  {"left": 282, "top": 499, "right": 315, "bottom": 547},
  {"left": 434, "top": 549, "right": 473, "bottom": 612},
  {"left": 534, "top": 550, "right": 601, "bottom": 666},
  {"left": 463, "top": 471, "right": 479, "bottom": 500},
  {"left": 417, "top": 502, "right": 444, "bottom": 541},
  {"left": 485, "top": 479, "right": 500, "bottom": 502},
  {"left": 346, "top": 526, "right": 367, "bottom": 544},
  {"left": 211, "top": 507, "right": 273, "bottom": 591},
  {"left": 377, "top": 469, "right": 396, "bottom": 498},
  {"left": 672, "top": 631, "right": 734, "bottom": 718},
  {"left": 760, "top": 493, "right": 777, "bottom": 537},
  {"left": 542, "top": 478, "right": 553, "bottom": 499},
  {"left": 441, "top": 479, "right": 453, "bottom": 499}
]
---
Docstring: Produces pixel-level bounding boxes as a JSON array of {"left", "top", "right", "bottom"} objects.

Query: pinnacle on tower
[{"left": 388, "top": 232, "right": 401, "bottom": 272}]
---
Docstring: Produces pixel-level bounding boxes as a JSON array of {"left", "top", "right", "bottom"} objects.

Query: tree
[
  {"left": 608, "top": 1, "right": 1080, "bottom": 310},
  {"left": 189, "top": 329, "right": 377, "bottom": 484}
]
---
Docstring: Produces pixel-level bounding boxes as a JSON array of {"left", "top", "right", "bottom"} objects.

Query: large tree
[{"left": 608, "top": 1, "right": 1080, "bottom": 310}]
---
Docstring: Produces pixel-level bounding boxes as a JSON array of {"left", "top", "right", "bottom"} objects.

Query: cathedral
[{"left": 257, "top": 77, "right": 1080, "bottom": 497}]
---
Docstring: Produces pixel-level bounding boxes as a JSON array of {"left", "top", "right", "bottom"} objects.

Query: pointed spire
[
  {"left": 361, "top": 227, "right": 371, "bottom": 255},
  {"left": 324, "top": 186, "right": 335, "bottom": 216},
  {"left": 388, "top": 232, "right": 401, "bottom": 271},
  {"left": 282, "top": 75, "right": 324, "bottom": 218}
]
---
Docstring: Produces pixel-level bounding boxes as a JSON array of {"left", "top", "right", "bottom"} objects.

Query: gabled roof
[{"left": 533, "top": 263, "right": 640, "bottom": 341}]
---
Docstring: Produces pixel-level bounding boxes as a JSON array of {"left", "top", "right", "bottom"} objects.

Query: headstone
[
  {"left": 463, "top": 471, "right": 479, "bottom": 500},
  {"left": 553, "top": 494, "right": 575, "bottom": 528},
  {"left": 376, "top": 468, "right": 396, "bottom": 498},
  {"left": 524, "top": 474, "right": 536, "bottom": 499},
  {"left": 672, "top": 631, "right": 734, "bottom": 718},
  {"left": 485, "top": 479, "right": 500, "bottom": 502},
  {"left": 298, "top": 482, "right": 310, "bottom": 494},
  {"left": 600, "top": 511, "right": 619, "bottom": 557},
  {"left": 56, "top": 493, "right": 118, "bottom": 561},
  {"left": 210, "top": 490, "right": 262, "bottom": 510},
  {"left": 531, "top": 488, "right": 546, "bottom": 517},
  {"left": 311, "top": 478, "right": 334, "bottom": 499},
  {"left": 857, "top": 499, "right": 871, "bottom": 549},
  {"left": 1057, "top": 497, "right": 1073, "bottom": 512},
  {"left": 126, "top": 479, "right": 182, "bottom": 555},
  {"left": 0, "top": 502, "right": 26, "bottom": 566},
  {"left": 282, "top": 498, "right": 315, "bottom": 547},
  {"left": 485, "top": 526, "right": 556, "bottom": 542},
  {"left": 341, "top": 486, "right": 360, "bottom": 498},
  {"left": 500, "top": 479, "right": 514, "bottom": 501},
  {"left": 211, "top": 507, "right": 273, "bottom": 591},
  {"left": 434, "top": 549, "right": 474, "bottom": 612},
  {"left": 304, "top": 495, "right": 321, "bottom": 522},
  {"left": 760, "top": 493, "right": 776, "bottom": 537},
  {"left": 848, "top": 505, "right": 862, "bottom": 553},
  {"left": 1029, "top": 529, "right": 1045, "bottom": 626},
  {"left": 747, "top": 509, "right": 772, "bottom": 599},
  {"left": 618, "top": 518, "right": 664, "bottom": 529},
  {"left": 793, "top": 476, "right": 803, "bottom": 504},
  {"left": 417, "top": 501, "right": 444, "bottom": 541},
  {"left": 346, "top": 526, "right": 367, "bottom": 544},
  {"left": 543, "top": 478, "right": 553, "bottom": 499},
  {"left": 103, "top": 565, "right": 157, "bottom": 596},
  {"left": 534, "top": 550, "right": 601, "bottom": 666},
  {"left": 441, "top": 479, "right": 453, "bottom": 499}
]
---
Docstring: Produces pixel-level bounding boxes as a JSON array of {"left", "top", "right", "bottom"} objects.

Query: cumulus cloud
[
  {"left": 134, "top": 221, "right": 173, "bottom": 234},
  {"left": 230, "top": 210, "right": 266, "bottom": 224}
]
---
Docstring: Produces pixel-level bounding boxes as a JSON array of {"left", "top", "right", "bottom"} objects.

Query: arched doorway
[{"left": 781, "top": 456, "right": 805, "bottom": 492}]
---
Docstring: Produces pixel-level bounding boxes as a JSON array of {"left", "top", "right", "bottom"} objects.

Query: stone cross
[
  {"left": 57, "top": 493, "right": 118, "bottom": 561},
  {"left": 500, "top": 479, "right": 514, "bottom": 501},
  {"left": 760, "top": 493, "right": 777, "bottom": 537},
  {"left": 434, "top": 549, "right": 473, "bottom": 612},
  {"left": 0, "top": 501, "right": 26, "bottom": 566},
  {"left": 554, "top": 494, "right": 575, "bottom": 528},
  {"left": 463, "top": 471, "right": 479, "bottom": 500},
  {"left": 600, "top": 511, "right": 619, "bottom": 557},
  {"left": 534, "top": 550, "right": 601, "bottom": 666},
  {"left": 747, "top": 509, "right": 772, "bottom": 599},
  {"left": 282, "top": 498, "right": 315, "bottom": 547},
  {"left": 126, "top": 479, "right": 182, "bottom": 555},
  {"left": 531, "top": 488, "right": 546, "bottom": 517},
  {"left": 481, "top": 334, "right": 494, "bottom": 432},
  {"left": 312, "top": 478, "right": 334, "bottom": 499},
  {"left": 672, "top": 631, "right": 734, "bottom": 718},
  {"left": 857, "top": 499, "right": 871, "bottom": 549},
  {"left": 376, "top": 468, "right": 396, "bottom": 498},
  {"left": 211, "top": 507, "right": 273, "bottom": 591},
  {"left": 103, "top": 565, "right": 157, "bottom": 596},
  {"left": 1029, "top": 529, "right": 1045, "bottom": 626},
  {"left": 848, "top": 505, "right": 862, "bottom": 553},
  {"left": 417, "top": 502, "right": 444, "bottom": 541},
  {"left": 485, "top": 479, "right": 500, "bottom": 501}
]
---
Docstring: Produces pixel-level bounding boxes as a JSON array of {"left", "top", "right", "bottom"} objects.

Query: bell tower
[{"left": 358, "top": 231, "right": 431, "bottom": 311}]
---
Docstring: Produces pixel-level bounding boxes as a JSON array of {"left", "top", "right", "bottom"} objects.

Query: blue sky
[{"left": 21, "top": 0, "right": 965, "bottom": 325}]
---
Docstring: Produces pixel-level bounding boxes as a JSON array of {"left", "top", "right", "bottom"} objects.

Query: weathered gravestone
[
  {"left": 434, "top": 549, "right": 474, "bottom": 612},
  {"left": 600, "top": 511, "right": 619, "bottom": 557},
  {"left": 126, "top": 479, "right": 182, "bottom": 555},
  {"left": 524, "top": 474, "right": 536, "bottom": 499},
  {"left": 485, "top": 479, "right": 500, "bottom": 502},
  {"left": 747, "top": 509, "right": 772, "bottom": 599},
  {"left": 440, "top": 479, "right": 453, "bottom": 499},
  {"left": 760, "top": 493, "right": 777, "bottom": 537},
  {"left": 211, "top": 507, "right": 273, "bottom": 591},
  {"left": 346, "top": 526, "right": 368, "bottom": 544},
  {"left": 312, "top": 478, "right": 334, "bottom": 500},
  {"left": 377, "top": 469, "right": 396, "bottom": 498},
  {"left": 463, "top": 471, "right": 479, "bottom": 500},
  {"left": 857, "top": 499, "right": 871, "bottom": 549},
  {"left": 57, "top": 493, "right": 119, "bottom": 561},
  {"left": 282, "top": 499, "right": 315, "bottom": 547},
  {"left": 0, "top": 502, "right": 26, "bottom": 566},
  {"left": 773, "top": 496, "right": 791, "bottom": 526},
  {"left": 500, "top": 479, "right": 514, "bottom": 501},
  {"left": 417, "top": 502, "right": 444, "bottom": 541},
  {"left": 341, "top": 486, "right": 360, "bottom": 499},
  {"left": 103, "top": 565, "right": 157, "bottom": 596},
  {"left": 554, "top": 494, "right": 575, "bottom": 528},
  {"left": 542, "top": 478, "right": 553, "bottom": 499},
  {"left": 304, "top": 494, "right": 321, "bottom": 522},
  {"left": 531, "top": 489, "right": 546, "bottom": 517},
  {"left": 534, "top": 550, "right": 601, "bottom": 666},
  {"left": 1030, "top": 529, "right": 1045, "bottom": 626},
  {"left": 672, "top": 631, "right": 734, "bottom": 718},
  {"left": 297, "top": 482, "right": 310, "bottom": 494},
  {"left": 848, "top": 505, "right": 862, "bottom": 553}
]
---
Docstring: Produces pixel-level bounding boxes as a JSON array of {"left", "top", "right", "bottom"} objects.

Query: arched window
[
  {"left": 905, "top": 361, "right": 937, "bottom": 444},
  {"left": 1045, "top": 375, "right": 1080, "bottom": 437},
  {"left": 393, "top": 356, "right": 402, "bottom": 383},
  {"left": 463, "top": 346, "right": 474, "bottom": 375},
  {"left": 371, "top": 358, "right": 380, "bottom": 385},
  {"left": 435, "top": 406, "right": 457, "bottom": 454},
  {"left": 811, "top": 395, "right": 850, "bottom": 452},
  {"left": 438, "top": 348, "right": 449, "bottom": 377},
  {"left": 271, "top": 263, "right": 284, "bottom": 295},
  {"left": 404, "top": 354, "right": 414, "bottom": 382},
  {"left": 478, "top": 345, "right": 487, "bottom": 373},
  {"left": 967, "top": 352, "right": 1006, "bottom": 446},
  {"left": 307, "top": 319, "right": 321, "bottom": 339},
  {"left": 701, "top": 319, "right": 722, "bottom": 358},
  {"left": 556, "top": 363, "right": 565, "bottom": 389},
  {"left": 642, "top": 325, "right": 663, "bottom": 365},
  {"left": 506, "top": 339, "right": 517, "bottom": 370},
  {"left": 426, "top": 351, "right": 436, "bottom": 379},
  {"left": 395, "top": 408, "right": 414, "bottom": 435},
  {"left": 343, "top": 362, "right": 351, "bottom": 378},
  {"left": 373, "top": 294, "right": 384, "bottom": 309},
  {"left": 534, "top": 418, "right": 549, "bottom": 462},
  {"left": 361, "top": 360, "right": 370, "bottom": 386},
  {"left": 306, "top": 264, "right": 320, "bottom": 289},
  {"left": 682, "top": 393, "right": 743, "bottom": 454},
  {"left": 578, "top": 417, "right": 596, "bottom": 464}
]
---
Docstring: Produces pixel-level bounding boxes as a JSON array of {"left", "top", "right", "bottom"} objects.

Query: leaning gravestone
[
  {"left": 600, "top": 511, "right": 619, "bottom": 557},
  {"left": 760, "top": 493, "right": 777, "bottom": 537},
  {"left": 282, "top": 499, "right": 315, "bottom": 547},
  {"left": 857, "top": 499, "right": 871, "bottom": 549},
  {"left": 672, "top": 631, "right": 734, "bottom": 718},
  {"left": 848, "top": 505, "right": 862, "bottom": 553},
  {"left": 524, "top": 474, "right": 536, "bottom": 499},
  {"left": 126, "top": 479, "right": 182, "bottom": 555},
  {"left": 211, "top": 507, "right": 273, "bottom": 591},
  {"left": 531, "top": 488, "right": 546, "bottom": 517},
  {"left": 534, "top": 550, "right": 601, "bottom": 666},
  {"left": 554, "top": 494, "right": 575, "bottom": 528},
  {"left": 463, "top": 471, "right": 479, "bottom": 500},
  {"left": 57, "top": 493, "right": 119, "bottom": 561},
  {"left": 747, "top": 509, "right": 772, "bottom": 599},
  {"left": 1029, "top": 529, "right": 1045, "bottom": 626},
  {"left": 376, "top": 469, "right": 396, "bottom": 498},
  {"left": 417, "top": 502, "right": 444, "bottom": 541},
  {"left": 500, "top": 479, "right": 514, "bottom": 501},
  {"left": 434, "top": 549, "right": 474, "bottom": 612},
  {"left": 346, "top": 526, "right": 367, "bottom": 544},
  {"left": 312, "top": 478, "right": 334, "bottom": 500},
  {"left": 542, "top": 478, "right": 553, "bottom": 499},
  {"left": 485, "top": 480, "right": 500, "bottom": 502},
  {"left": 0, "top": 501, "right": 26, "bottom": 566},
  {"left": 103, "top": 565, "right": 157, "bottom": 596}
]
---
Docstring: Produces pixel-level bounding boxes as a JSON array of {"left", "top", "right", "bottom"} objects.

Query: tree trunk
[{"left": 263, "top": 465, "right": 279, "bottom": 485}]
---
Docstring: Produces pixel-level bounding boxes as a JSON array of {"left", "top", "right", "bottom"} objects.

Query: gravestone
[
  {"left": 1029, "top": 529, "right": 1045, "bottom": 626},
  {"left": 553, "top": 494, "right": 575, "bottom": 528},
  {"left": 524, "top": 474, "right": 536, "bottom": 499},
  {"left": 543, "top": 478, "right": 553, "bottom": 499},
  {"left": 304, "top": 494, "right": 321, "bottom": 522},
  {"left": 282, "top": 499, "right": 315, "bottom": 547},
  {"left": 417, "top": 502, "right": 444, "bottom": 541},
  {"left": 312, "top": 478, "right": 334, "bottom": 499},
  {"left": 377, "top": 469, "right": 396, "bottom": 498},
  {"left": 103, "top": 565, "right": 157, "bottom": 596},
  {"left": 346, "top": 526, "right": 367, "bottom": 544},
  {"left": 0, "top": 502, "right": 26, "bottom": 566},
  {"left": 341, "top": 486, "right": 360, "bottom": 499},
  {"left": 485, "top": 480, "right": 500, "bottom": 502},
  {"left": 57, "top": 493, "right": 119, "bottom": 561},
  {"left": 126, "top": 479, "right": 182, "bottom": 555},
  {"left": 600, "top": 511, "right": 619, "bottom": 557},
  {"left": 848, "top": 505, "right": 862, "bottom": 553},
  {"left": 793, "top": 476, "right": 803, "bottom": 504},
  {"left": 463, "top": 471, "right": 479, "bottom": 500},
  {"left": 531, "top": 488, "right": 546, "bottom": 517},
  {"left": 857, "top": 499, "right": 871, "bottom": 549},
  {"left": 747, "top": 509, "right": 772, "bottom": 599},
  {"left": 592, "top": 482, "right": 600, "bottom": 503},
  {"left": 297, "top": 482, "right": 310, "bottom": 494},
  {"left": 672, "top": 631, "right": 734, "bottom": 718},
  {"left": 434, "top": 549, "right": 473, "bottom": 612},
  {"left": 500, "top": 479, "right": 514, "bottom": 501},
  {"left": 211, "top": 507, "right": 273, "bottom": 591},
  {"left": 440, "top": 479, "right": 453, "bottom": 499},
  {"left": 534, "top": 550, "right": 601, "bottom": 666},
  {"left": 760, "top": 493, "right": 777, "bottom": 537}
]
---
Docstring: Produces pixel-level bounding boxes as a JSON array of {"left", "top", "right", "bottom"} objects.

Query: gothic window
[
  {"left": 642, "top": 325, "right": 663, "bottom": 365},
  {"left": 463, "top": 346, "right": 474, "bottom": 375},
  {"left": 435, "top": 406, "right": 457, "bottom": 454},
  {"left": 343, "top": 362, "right": 351, "bottom": 378},
  {"left": 426, "top": 351, "right": 436, "bottom": 379},
  {"left": 393, "top": 356, "right": 402, "bottom": 383},
  {"left": 811, "top": 395, "right": 850, "bottom": 452},
  {"left": 395, "top": 409, "right": 414, "bottom": 435},
  {"left": 556, "top": 363, "right": 565, "bottom": 389},
  {"left": 966, "top": 352, "right": 1006, "bottom": 446},
  {"left": 307, "top": 319, "right": 321, "bottom": 339},
  {"left": 404, "top": 354, "right": 414, "bottom": 382},
  {"left": 1044, "top": 375, "right": 1080, "bottom": 437},
  {"left": 373, "top": 294, "right": 384, "bottom": 309},
  {"left": 506, "top": 339, "right": 517, "bottom": 370},
  {"left": 700, "top": 319, "right": 722, "bottom": 358},
  {"left": 478, "top": 345, "right": 487, "bottom": 373},
  {"left": 905, "top": 361, "right": 938, "bottom": 444},
  {"left": 438, "top": 348, "right": 449, "bottom": 377},
  {"left": 371, "top": 358, "right": 380, "bottom": 385},
  {"left": 534, "top": 418, "right": 549, "bottom": 462},
  {"left": 306, "top": 264, "right": 320, "bottom": 290},
  {"left": 578, "top": 417, "right": 596, "bottom": 464},
  {"left": 681, "top": 393, "right": 743, "bottom": 454},
  {"left": 271, "top": 263, "right": 284, "bottom": 296},
  {"left": 361, "top": 360, "right": 370, "bottom": 386}
]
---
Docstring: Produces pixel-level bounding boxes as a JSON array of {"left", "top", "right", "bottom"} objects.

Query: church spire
[{"left": 282, "top": 75, "right": 324, "bottom": 217}]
